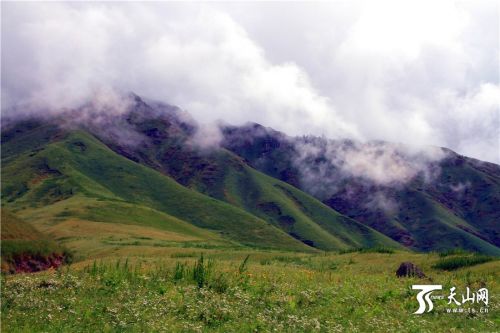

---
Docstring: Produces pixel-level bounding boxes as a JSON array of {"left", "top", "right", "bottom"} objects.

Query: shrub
[
  {"left": 432, "top": 255, "right": 494, "bottom": 270},
  {"left": 437, "top": 248, "right": 473, "bottom": 257},
  {"left": 338, "top": 247, "right": 395, "bottom": 255}
]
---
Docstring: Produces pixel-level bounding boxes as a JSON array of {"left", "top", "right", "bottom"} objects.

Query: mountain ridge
[
  {"left": 221, "top": 121, "right": 500, "bottom": 254},
  {"left": 2, "top": 94, "right": 499, "bottom": 255}
]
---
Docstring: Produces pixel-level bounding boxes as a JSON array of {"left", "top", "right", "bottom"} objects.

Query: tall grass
[
  {"left": 238, "top": 255, "right": 250, "bottom": 274},
  {"left": 81, "top": 254, "right": 238, "bottom": 292},
  {"left": 193, "top": 254, "right": 213, "bottom": 288}
]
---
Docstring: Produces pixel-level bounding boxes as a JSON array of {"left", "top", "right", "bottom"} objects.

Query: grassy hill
[
  {"left": 2, "top": 209, "right": 43, "bottom": 240},
  {"left": 322, "top": 178, "right": 500, "bottom": 256},
  {"left": 222, "top": 123, "right": 500, "bottom": 255},
  {"left": 188, "top": 151, "right": 402, "bottom": 251},
  {"left": 2, "top": 127, "right": 312, "bottom": 254},
  {"left": 92, "top": 101, "right": 401, "bottom": 252},
  {"left": 1, "top": 209, "right": 69, "bottom": 273}
]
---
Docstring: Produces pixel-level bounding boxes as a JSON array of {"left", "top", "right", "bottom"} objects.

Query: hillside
[
  {"left": 1, "top": 209, "right": 70, "bottom": 273},
  {"left": 2, "top": 126, "right": 312, "bottom": 253},
  {"left": 88, "top": 96, "right": 401, "bottom": 251},
  {"left": 1, "top": 120, "right": 399, "bottom": 257},
  {"left": 222, "top": 124, "right": 500, "bottom": 255},
  {"left": 2, "top": 209, "right": 43, "bottom": 240}
]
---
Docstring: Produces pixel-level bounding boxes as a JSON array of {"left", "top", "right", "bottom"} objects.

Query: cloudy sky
[{"left": 1, "top": 1, "right": 499, "bottom": 163}]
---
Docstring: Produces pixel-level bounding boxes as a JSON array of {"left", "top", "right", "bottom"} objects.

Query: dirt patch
[
  {"left": 3, "top": 253, "right": 67, "bottom": 274},
  {"left": 29, "top": 174, "right": 51, "bottom": 186}
]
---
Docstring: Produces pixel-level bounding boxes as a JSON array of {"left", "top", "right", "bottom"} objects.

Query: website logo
[
  {"left": 412, "top": 285, "right": 489, "bottom": 315},
  {"left": 412, "top": 285, "right": 442, "bottom": 314}
]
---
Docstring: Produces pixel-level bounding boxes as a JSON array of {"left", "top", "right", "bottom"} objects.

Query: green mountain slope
[
  {"left": 94, "top": 100, "right": 401, "bottom": 251},
  {"left": 183, "top": 151, "right": 402, "bottom": 251},
  {"left": 336, "top": 188, "right": 500, "bottom": 256},
  {"left": 2, "top": 128, "right": 311, "bottom": 252},
  {"left": 222, "top": 124, "right": 500, "bottom": 255}
]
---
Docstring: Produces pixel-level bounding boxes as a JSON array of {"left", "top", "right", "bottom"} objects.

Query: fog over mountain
[{"left": 1, "top": 1, "right": 499, "bottom": 163}]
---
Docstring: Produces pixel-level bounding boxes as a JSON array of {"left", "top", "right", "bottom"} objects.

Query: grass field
[{"left": 1, "top": 247, "right": 498, "bottom": 332}]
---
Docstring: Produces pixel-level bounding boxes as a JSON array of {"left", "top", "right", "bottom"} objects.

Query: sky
[{"left": 1, "top": 1, "right": 499, "bottom": 163}]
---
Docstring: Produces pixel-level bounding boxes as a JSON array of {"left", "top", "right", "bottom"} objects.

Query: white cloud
[
  {"left": 1, "top": 1, "right": 498, "bottom": 163},
  {"left": 293, "top": 138, "right": 446, "bottom": 198},
  {"left": 435, "top": 83, "right": 500, "bottom": 162}
]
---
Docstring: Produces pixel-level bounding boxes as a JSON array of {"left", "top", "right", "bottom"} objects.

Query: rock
[{"left": 396, "top": 262, "right": 426, "bottom": 278}]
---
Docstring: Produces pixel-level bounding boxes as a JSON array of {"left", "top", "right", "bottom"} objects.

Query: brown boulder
[{"left": 396, "top": 262, "right": 426, "bottom": 278}]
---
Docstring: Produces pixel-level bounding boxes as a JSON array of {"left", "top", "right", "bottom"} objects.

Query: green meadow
[{"left": 2, "top": 247, "right": 499, "bottom": 332}]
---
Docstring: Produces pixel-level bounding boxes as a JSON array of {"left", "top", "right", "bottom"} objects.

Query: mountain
[
  {"left": 2, "top": 94, "right": 499, "bottom": 256},
  {"left": 1, "top": 100, "right": 400, "bottom": 256},
  {"left": 222, "top": 123, "right": 500, "bottom": 255},
  {"left": 1, "top": 124, "right": 309, "bottom": 252}
]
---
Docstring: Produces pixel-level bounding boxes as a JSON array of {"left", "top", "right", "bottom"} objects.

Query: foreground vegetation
[{"left": 2, "top": 249, "right": 498, "bottom": 332}]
